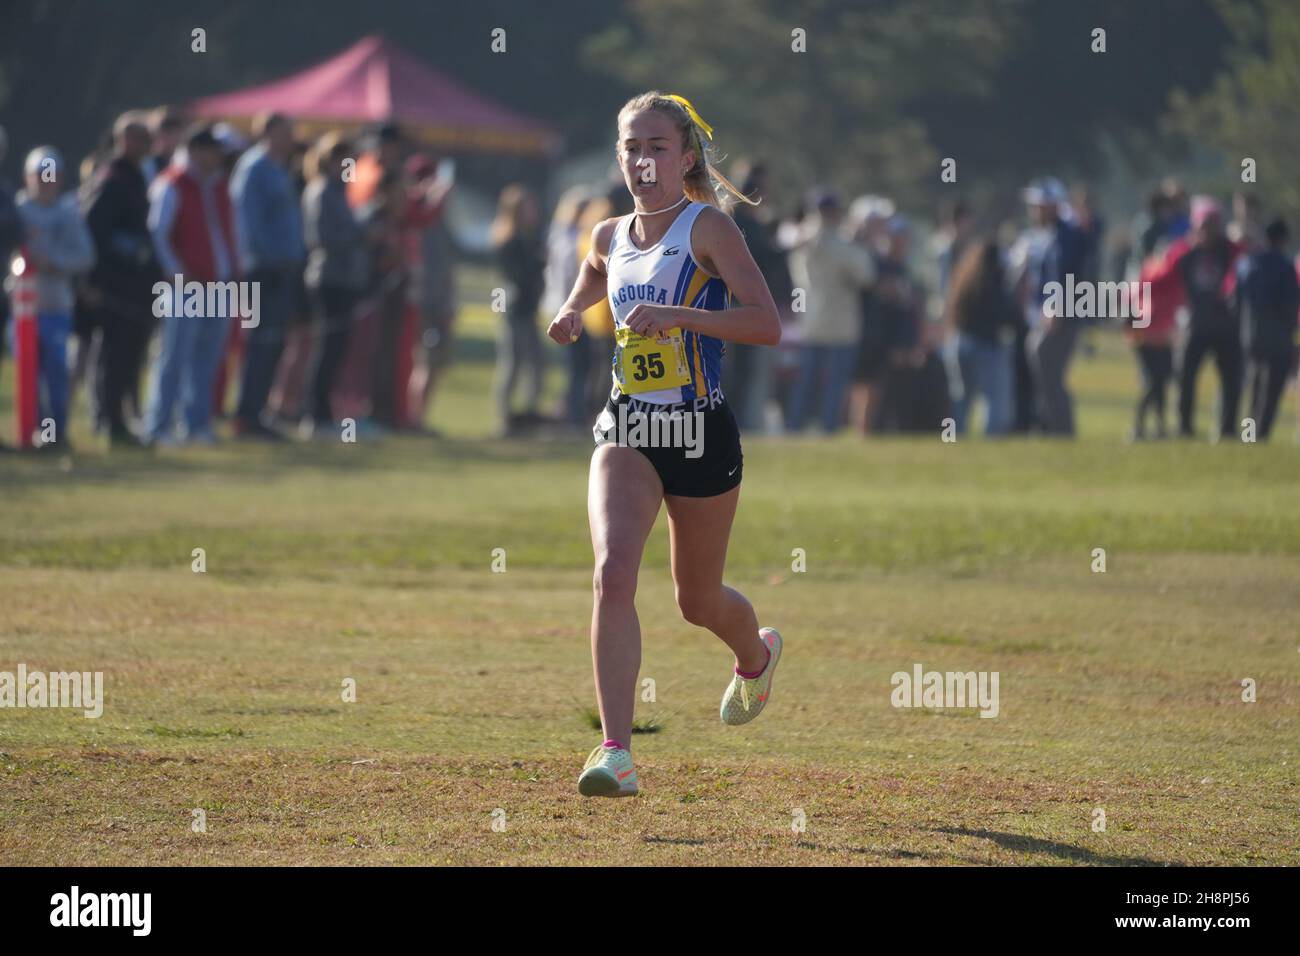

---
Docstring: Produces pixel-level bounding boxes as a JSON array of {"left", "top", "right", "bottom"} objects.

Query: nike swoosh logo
[
  {"left": 728, "top": 465, "right": 739, "bottom": 476},
  {"left": 663, "top": 246, "right": 680, "bottom": 256},
  {"left": 617, "top": 768, "right": 635, "bottom": 780}
]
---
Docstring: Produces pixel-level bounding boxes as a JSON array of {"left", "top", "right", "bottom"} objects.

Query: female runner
[{"left": 547, "top": 92, "right": 783, "bottom": 797}]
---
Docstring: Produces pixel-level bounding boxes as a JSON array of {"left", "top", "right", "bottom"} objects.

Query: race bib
[{"left": 614, "top": 326, "right": 692, "bottom": 394}]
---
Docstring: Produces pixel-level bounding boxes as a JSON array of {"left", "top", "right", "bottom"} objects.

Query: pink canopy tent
[{"left": 190, "top": 34, "right": 560, "bottom": 156}]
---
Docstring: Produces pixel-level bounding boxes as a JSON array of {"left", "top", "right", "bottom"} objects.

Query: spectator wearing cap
[
  {"left": 14, "top": 146, "right": 96, "bottom": 445},
  {"left": 1145, "top": 196, "right": 1244, "bottom": 440},
  {"left": 80, "top": 111, "right": 160, "bottom": 446},
  {"left": 1019, "top": 176, "right": 1088, "bottom": 436},
  {"left": 0, "top": 126, "right": 25, "bottom": 369},
  {"left": 143, "top": 125, "right": 238, "bottom": 445},
  {"left": 229, "top": 111, "right": 305, "bottom": 439},
  {"left": 1235, "top": 218, "right": 1298, "bottom": 441},
  {"left": 786, "top": 189, "right": 876, "bottom": 433}
]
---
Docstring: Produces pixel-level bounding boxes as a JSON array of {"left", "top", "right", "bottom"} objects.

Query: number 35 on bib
[{"left": 614, "top": 326, "right": 692, "bottom": 394}]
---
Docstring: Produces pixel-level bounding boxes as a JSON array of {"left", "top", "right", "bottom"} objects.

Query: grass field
[{"left": 1, "top": 302, "right": 1298, "bottom": 866}]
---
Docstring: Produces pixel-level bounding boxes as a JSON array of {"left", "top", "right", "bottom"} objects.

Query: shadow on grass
[
  {"left": 577, "top": 706, "right": 663, "bottom": 735},
  {"left": 932, "top": 826, "right": 1176, "bottom": 866},
  {"left": 642, "top": 835, "right": 712, "bottom": 847},
  {"left": 793, "top": 840, "right": 947, "bottom": 860}
]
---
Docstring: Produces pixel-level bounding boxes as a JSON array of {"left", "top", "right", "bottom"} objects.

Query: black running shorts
[{"left": 593, "top": 389, "right": 743, "bottom": 498}]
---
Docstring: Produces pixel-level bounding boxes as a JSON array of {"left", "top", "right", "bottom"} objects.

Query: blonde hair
[{"left": 616, "top": 92, "right": 755, "bottom": 209}]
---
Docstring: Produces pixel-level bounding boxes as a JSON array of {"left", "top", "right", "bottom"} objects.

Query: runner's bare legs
[
  {"left": 665, "top": 486, "right": 767, "bottom": 674},
  {"left": 588, "top": 443, "right": 662, "bottom": 746}
]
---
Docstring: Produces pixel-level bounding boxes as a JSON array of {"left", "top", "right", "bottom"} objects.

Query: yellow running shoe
[
  {"left": 577, "top": 744, "right": 639, "bottom": 797},
  {"left": 720, "top": 627, "right": 783, "bottom": 726}
]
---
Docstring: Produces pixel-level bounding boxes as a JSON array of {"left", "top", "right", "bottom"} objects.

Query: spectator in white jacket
[
  {"left": 15, "top": 146, "right": 95, "bottom": 445},
  {"left": 786, "top": 189, "right": 875, "bottom": 433}
]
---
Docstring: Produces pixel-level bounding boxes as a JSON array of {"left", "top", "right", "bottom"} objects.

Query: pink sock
[
  {"left": 735, "top": 644, "right": 771, "bottom": 680},
  {"left": 602, "top": 739, "right": 625, "bottom": 751}
]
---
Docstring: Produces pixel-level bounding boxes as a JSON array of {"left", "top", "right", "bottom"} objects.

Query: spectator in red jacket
[
  {"left": 1129, "top": 235, "right": 1185, "bottom": 440},
  {"left": 1144, "top": 196, "right": 1244, "bottom": 440},
  {"left": 143, "top": 125, "right": 239, "bottom": 445}
]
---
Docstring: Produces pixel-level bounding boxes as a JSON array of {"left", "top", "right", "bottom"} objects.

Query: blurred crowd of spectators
[
  {"left": 527, "top": 167, "right": 1298, "bottom": 443},
  {"left": 2, "top": 108, "right": 1297, "bottom": 449},
  {"left": 0, "top": 109, "right": 456, "bottom": 449}
]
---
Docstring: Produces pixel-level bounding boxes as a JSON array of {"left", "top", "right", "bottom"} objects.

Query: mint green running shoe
[
  {"left": 720, "top": 627, "right": 783, "bottom": 726},
  {"left": 578, "top": 744, "right": 639, "bottom": 797}
]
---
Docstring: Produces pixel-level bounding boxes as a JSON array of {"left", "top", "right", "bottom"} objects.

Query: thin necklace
[{"left": 636, "top": 194, "right": 688, "bottom": 217}]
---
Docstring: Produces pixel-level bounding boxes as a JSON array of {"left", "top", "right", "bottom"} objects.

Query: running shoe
[
  {"left": 577, "top": 744, "right": 639, "bottom": 797},
  {"left": 720, "top": 626, "right": 783, "bottom": 726}
]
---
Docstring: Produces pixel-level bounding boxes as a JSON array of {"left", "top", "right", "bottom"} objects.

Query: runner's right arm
[{"left": 547, "top": 218, "right": 618, "bottom": 344}]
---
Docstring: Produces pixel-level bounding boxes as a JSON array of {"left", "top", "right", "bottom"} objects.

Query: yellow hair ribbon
[{"left": 666, "top": 94, "right": 714, "bottom": 141}]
